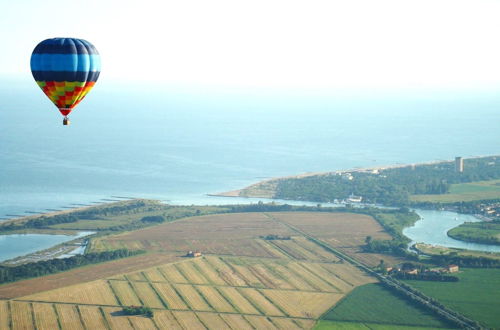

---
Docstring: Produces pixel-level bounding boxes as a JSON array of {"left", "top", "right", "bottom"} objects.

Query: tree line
[{"left": 0, "top": 249, "right": 143, "bottom": 284}]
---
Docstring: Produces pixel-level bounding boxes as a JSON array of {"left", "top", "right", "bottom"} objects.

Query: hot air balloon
[{"left": 30, "top": 38, "right": 101, "bottom": 125}]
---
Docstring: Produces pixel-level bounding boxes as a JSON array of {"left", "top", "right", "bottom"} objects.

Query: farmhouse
[
  {"left": 446, "top": 264, "right": 459, "bottom": 273},
  {"left": 186, "top": 251, "right": 202, "bottom": 257}
]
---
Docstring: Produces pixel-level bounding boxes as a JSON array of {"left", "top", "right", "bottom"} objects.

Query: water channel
[{"left": 405, "top": 209, "right": 500, "bottom": 253}]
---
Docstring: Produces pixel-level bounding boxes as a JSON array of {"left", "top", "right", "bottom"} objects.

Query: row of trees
[
  {"left": 392, "top": 272, "right": 459, "bottom": 282},
  {"left": 0, "top": 249, "right": 142, "bottom": 284},
  {"left": 430, "top": 254, "right": 500, "bottom": 268}
]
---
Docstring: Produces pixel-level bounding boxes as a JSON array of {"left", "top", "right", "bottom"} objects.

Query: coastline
[
  {"left": 211, "top": 159, "right": 459, "bottom": 198},
  {"left": 0, "top": 198, "right": 151, "bottom": 225}
]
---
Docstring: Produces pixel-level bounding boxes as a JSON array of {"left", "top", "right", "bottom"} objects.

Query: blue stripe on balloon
[{"left": 30, "top": 54, "right": 101, "bottom": 72}]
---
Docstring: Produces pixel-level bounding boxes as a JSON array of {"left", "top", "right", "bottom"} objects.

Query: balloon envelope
[{"left": 30, "top": 38, "right": 101, "bottom": 116}]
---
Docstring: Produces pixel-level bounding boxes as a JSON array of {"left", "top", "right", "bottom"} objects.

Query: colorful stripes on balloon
[{"left": 30, "top": 38, "right": 100, "bottom": 116}]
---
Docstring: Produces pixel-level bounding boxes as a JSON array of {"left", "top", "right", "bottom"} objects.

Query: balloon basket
[{"left": 63, "top": 117, "right": 70, "bottom": 126}]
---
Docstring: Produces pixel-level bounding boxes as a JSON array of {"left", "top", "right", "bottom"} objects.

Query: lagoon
[
  {"left": 0, "top": 231, "right": 94, "bottom": 262},
  {"left": 405, "top": 210, "right": 500, "bottom": 253}
]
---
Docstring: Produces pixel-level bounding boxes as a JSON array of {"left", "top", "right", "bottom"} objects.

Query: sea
[{"left": 1, "top": 77, "right": 499, "bottom": 218}]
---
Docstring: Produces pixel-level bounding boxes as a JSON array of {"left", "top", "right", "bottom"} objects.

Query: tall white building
[{"left": 455, "top": 157, "right": 464, "bottom": 173}]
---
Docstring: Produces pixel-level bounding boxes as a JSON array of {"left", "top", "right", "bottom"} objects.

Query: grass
[
  {"left": 414, "top": 243, "right": 500, "bottom": 260},
  {"left": 402, "top": 268, "right": 500, "bottom": 329},
  {"left": 410, "top": 179, "right": 500, "bottom": 202},
  {"left": 447, "top": 221, "right": 500, "bottom": 245},
  {"left": 315, "top": 320, "right": 451, "bottom": 329},
  {"left": 322, "top": 283, "right": 451, "bottom": 328}
]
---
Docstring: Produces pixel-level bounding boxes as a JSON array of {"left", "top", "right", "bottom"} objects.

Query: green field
[
  {"left": 315, "top": 320, "right": 450, "bottom": 330},
  {"left": 447, "top": 221, "right": 500, "bottom": 245},
  {"left": 411, "top": 179, "right": 500, "bottom": 203},
  {"left": 414, "top": 243, "right": 500, "bottom": 260},
  {"left": 321, "top": 283, "right": 451, "bottom": 328},
  {"left": 403, "top": 268, "right": 500, "bottom": 329}
]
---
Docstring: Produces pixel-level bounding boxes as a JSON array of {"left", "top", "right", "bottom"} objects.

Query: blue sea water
[{"left": 1, "top": 77, "right": 499, "bottom": 218}]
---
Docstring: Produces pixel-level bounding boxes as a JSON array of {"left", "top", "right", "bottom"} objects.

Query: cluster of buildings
[
  {"left": 386, "top": 263, "right": 459, "bottom": 275},
  {"left": 480, "top": 203, "right": 500, "bottom": 219}
]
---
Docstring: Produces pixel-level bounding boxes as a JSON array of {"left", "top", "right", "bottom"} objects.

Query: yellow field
[
  {"left": 151, "top": 282, "right": 188, "bottom": 310},
  {"left": 130, "top": 281, "right": 165, "bottom": 308},
  {"left": 102, "top": 307, "right": 135, "bottom": 330},
  {"left": 196, "top": 285, "right": 237, "bottom": 313},
  {"left": 244, "top": 314, "right": 278, "bottom": 328},
  {"left": 6, "top": 255, "right": 376, "bottom": 329},
  {"left": 32, "top": 303, "right": 59, "bottom": 330},
  {"left": 142, "top": 268, "right": 167, "bottom": 282},
  {"left": 175, "top": 284, "right": 213, "bottom": 311},
  {"left": 259, "top": 261, "right": 306, "bottom": 290},
  {"left": 176, "top": 261, "right": 210, "bottom": 285},
  {"left": 204, "top": 256, "right": 247, "bottom": 286},
  {"left": 10, "top": 301, "right": 34, "bottom": 330},
  {"left": 157, "top": 263, "right": 190, "bottom": 283},
  {"left": 193, "top": 258, "right": 228, "bottom": 285},
  {"left": 217, "top": 286, "right": 261, "bottom": 315},
  {"left": 23, "top": 280, "right": 118, "bottom": 305},
  {"left": 172, "top": 311, "right": 206, "bottom": 330},
  {"left": 220, "top": 313, "right": 254, "bottom": 330},
  {"left": 79, "top": 305, "right": 108, "bottom": 329},
  {"left": 196, "top": 312, "right": 229, "bottom": 329},
  {"left": 262, "top": 289, "right": 343, "bottom": 318},
  {"left": 54, "top": 304, "right": 84, "bottom": 330},
  {"left": 126, "top": 271, "right": 147, "bottom": 282},
  {"left": 239, "top": 288, "right": 285, "bottom": 316},
  {"left": 0, "top": 300, "right": 10, "bottom": 329},
  {"left": 110, "top": 280, "right": 142, "bottom": 306},
  {"left": 128, "top": 315, "right": 157, "bottom": 329},
  {"left": 153, "top": 310, "right": 183, "bottom": 329},
  {"left": 2, "top": 211, "right": 386, "bottom": 329}
]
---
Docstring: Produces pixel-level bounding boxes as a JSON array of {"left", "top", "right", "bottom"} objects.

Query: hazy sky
[{"left": 1, "top": 0, "right": 500, "bottom": 89}]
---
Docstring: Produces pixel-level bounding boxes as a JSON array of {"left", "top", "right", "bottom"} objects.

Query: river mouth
[{"left": 404, "top": 209, "right": 500, "bottom": 253}]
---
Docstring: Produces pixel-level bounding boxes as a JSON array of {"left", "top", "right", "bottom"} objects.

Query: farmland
[
  {"left": 402, "top": 268, "right": 500, "bottom": 329},
  {"left": 268, "top": 212, "right": 405, "bottom": 266},
  {"left": 410, "top": 179, "right": 500, "bottom": 203},
  {"left": 0, "top": 210, "right": 458, "bottom": 329},
  {"left": 322, "top": 283, "right": 452, "bottom": 328},
  {"left": 1, "top": 254, "right": 374, "bottom": 329}
]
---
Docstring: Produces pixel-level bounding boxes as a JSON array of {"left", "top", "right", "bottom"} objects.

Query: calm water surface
[
  {"left": 0, "top": 231, "right": 94, "bottom": 262},
  {"left": 1, "top": 78, "right": 499, "bottom": 258},
  {"left": 405, "top": 210, "right": 500, "bottom": 253}
]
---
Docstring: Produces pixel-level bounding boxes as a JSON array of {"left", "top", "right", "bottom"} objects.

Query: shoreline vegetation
[
  {"left": 213, "top": 155, "right": 500, "bottom": 205},
  {"left": 447, "top": 221, "right": 500, "bottom": 246}
]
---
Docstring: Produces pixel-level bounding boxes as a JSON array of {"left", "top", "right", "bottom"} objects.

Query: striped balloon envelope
[{"left": 30, "top": 38, "right": 101, "bottom": 125}]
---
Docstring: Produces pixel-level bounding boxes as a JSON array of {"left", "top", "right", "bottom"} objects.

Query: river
[{"left": 405, "top": 209, "right": 500, "bottom": 253}]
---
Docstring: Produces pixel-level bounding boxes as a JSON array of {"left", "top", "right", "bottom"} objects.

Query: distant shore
[{"left": 211, "top": 158, "right": 464, "bottom": 199}]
